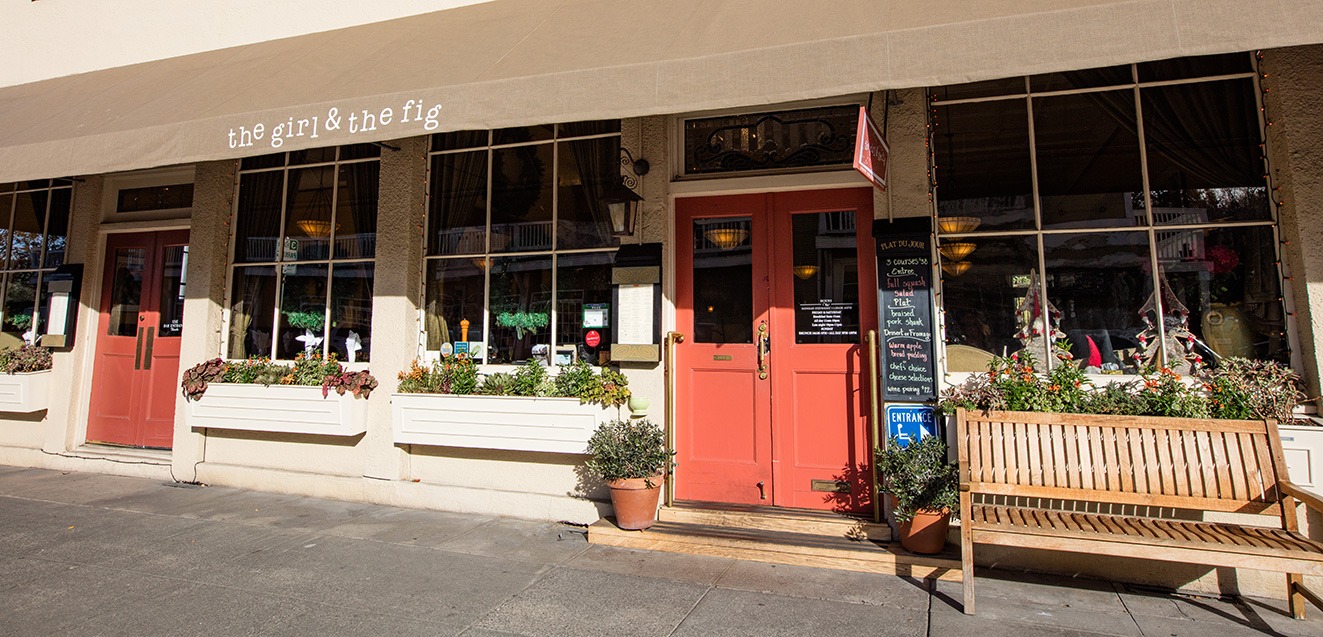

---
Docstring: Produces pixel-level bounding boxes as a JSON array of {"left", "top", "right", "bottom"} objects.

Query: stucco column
[
  {"left": 42, "top": 175, "right": 104, "bottom": 453},
  {"left": 872, "top": 87, "right": 931, "bottom": 222},
  {"left": 170, "top": 160, "right": 237, "bottom": 480},
  {"left": 362, "top": 137, "right": 427, "bottom": 481},
  {"left": 1263, "top": 46, "right": 1323, "bottom": 399}
]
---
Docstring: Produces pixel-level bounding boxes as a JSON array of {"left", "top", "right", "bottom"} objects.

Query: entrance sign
[
  {"left": 875, "top": 219, "right": 937, "bottom": 402},
  {"left": 853, "top": 105, "right": 889, "bottom": 192},
  {"left": 885, "top": 403, "right": 937, "bottom": 448}
]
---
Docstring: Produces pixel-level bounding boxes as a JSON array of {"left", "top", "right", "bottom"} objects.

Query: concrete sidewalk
[{"left": 0, "top": 466, "right": 1319, "bottom": 636}]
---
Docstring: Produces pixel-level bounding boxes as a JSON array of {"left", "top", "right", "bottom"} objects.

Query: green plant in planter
[
  {"left": 585, "top": 418, "right": 673, "bottom": 486},
  {"left": 5, "top": 312, "right": 32, "bottom": 331},
  {"left": 0, "top": 344, "right": 52, "bottom": 374},
  {"left": 496, "top": 311, "right": 549, "bottom": 339},
  {"left": 875, "top": 435, "right": 959, "bottom": 523},
  {"left": 396, "top": 356, "right": 478, "bottom": 395},
  {"left": 1200, "top": 357, "right": 1305, "bottom": 424},
  {"left": 553, "top": 360, "right": 631, "bottom": 409},
  {"left": 477, "top": 371, "right": 515, "bottom": 395},
  {"left": 509, "top": 360, "right": 553, "bottom": 396},
  {"left": 283, "top": 309, "right": 326, "bottom": 332},
  {"left": 181, "top": 358, "right": 226, "bottom": 401}
]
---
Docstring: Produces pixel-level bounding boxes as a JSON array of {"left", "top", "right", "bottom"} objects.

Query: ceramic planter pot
[
  {"left": 899, "top": 508, "right": 951, "bottom": 554},
  {"left": 607, "top": 475, "right": 663, "bottom": 530}
]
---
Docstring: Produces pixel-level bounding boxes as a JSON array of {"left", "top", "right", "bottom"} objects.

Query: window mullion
[
  {"left": 271, "top": 158, "right": 292, "bottom": 359},
  {"left": 482, "top": 142, "right": 493, "bottom": 364}
]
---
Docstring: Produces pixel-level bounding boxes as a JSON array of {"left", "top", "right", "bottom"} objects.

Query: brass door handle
[{"left": 756, "top": 321, "right": 769, "bottom": 380}]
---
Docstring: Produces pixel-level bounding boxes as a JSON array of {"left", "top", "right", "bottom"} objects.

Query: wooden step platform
[
  {"left": 658, "top": 502, "right": 891, "bottom": 540},
  {"left": 589, "top": 517, "right": 961, "bottom": 581}
]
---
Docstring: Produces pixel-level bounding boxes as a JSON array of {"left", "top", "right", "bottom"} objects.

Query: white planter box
[
  {"left": 391, "top": 393, "right": 615, "bottom": 454},
  {"left": 0, "top": 369, "right": 51, "bottom": 413},
  {"left": 1279, "top": 423, "right": 1323, "bottom": 497},
  {"left": 185, "top": 384, "right": 370, "bottom": 436}
]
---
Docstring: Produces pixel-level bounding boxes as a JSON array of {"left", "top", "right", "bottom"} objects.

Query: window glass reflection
[
  {"left": 491, "top": 144, "right": 553, "bottom": 252},
  {"left": 940, "top": 236, "right": 1041, "bottom": 371},
  {"left": 425, "top": 259, "right": 486, "bottom": 360},
  {"left": 1143, "top": 79, "right": 1269, "bottom": 224},
  {"left": 1044, "top": 232, "right": 1152, "bottom": 373},
  {"left": 488, "top": 255, "right": 551, "bottom": 364},
  {"left": 278, "top": 263, "right": 328, "bottom": 359},
  {"left": 1034, "top": 92, "right": 1144, "bottom": 229},
  {"left": 1161, "top": 226, "right": 1286, "bottom": 364},
  {"left": 934, "top": 99, "right": 1034, "bottom": 231},
  {"left": 227, "top": 266, "right": 276, "bottom": 359},
  {"left": 692, "top": 218, "right": 753, "bottom": 344},
  {"left": 329, "top": 263, "right": 373, "bottom": 362},
  {"left": 792, "top": 212, "right": 859, "bottom": 344}
]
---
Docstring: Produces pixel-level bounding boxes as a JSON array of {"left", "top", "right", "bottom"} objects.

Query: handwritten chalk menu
[{"left": 877, "top": 230, "right": 936, "bottom": 402}]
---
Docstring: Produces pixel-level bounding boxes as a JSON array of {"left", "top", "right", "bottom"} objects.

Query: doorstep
[
  {"left": 588, "top": 503, "right": 961, "bottom": 581},
  {"left": 71, "top": 444, "right": 172, "bottom": 465}
]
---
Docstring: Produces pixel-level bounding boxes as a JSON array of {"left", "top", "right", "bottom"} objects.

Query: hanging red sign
[
  {"left": 585, "top": 330, "right": 601, "bottom": 348},
  {"left": 853, "top": 105, "right": 889, "bottom": 192}
]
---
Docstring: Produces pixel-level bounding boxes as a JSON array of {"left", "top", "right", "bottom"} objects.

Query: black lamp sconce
[{"left": 603, "top": 147, "right": 650, "bottom": 237}]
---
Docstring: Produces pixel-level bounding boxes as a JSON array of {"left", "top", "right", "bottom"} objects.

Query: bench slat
[{"left": 971, "top": 504, "right": 1323, "bottom": 562}]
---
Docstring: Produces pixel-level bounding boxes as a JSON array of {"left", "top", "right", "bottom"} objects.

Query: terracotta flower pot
[
  {"left": 607, "top": 475, "right": 663, "bottom": 530},
  {"left": 899, "top": 508, "right": 951, "bottom": 554}
]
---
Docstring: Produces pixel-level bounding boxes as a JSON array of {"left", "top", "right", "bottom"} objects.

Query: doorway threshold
[
  {"left": 662, "top": 501, "right": 888, "bottom": 540},
  {"left": 73, "top": 443, "right": 171, "bottom": 466}
]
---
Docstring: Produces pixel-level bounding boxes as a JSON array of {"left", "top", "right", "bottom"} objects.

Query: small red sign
[
  {"left": 853, "top": 105, "right": 889, "bottom": 192},
  {"left": 585, "top": 330, "right": 601, "bottom": 348}
]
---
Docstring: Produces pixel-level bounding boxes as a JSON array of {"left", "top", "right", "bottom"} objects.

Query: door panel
[
  {"left": 675, "top": 195, "right": 771, "bottom": 506},
  {"left": 87, "top": 230, "right": 189, "bottom": 449},
  {"left": 769, "top": 190, "right": 875, "bottom": 511},
  {"left": 675, "top": 188, "right": 874, "bottom": 512}
]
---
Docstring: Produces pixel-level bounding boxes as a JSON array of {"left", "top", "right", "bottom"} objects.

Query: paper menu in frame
[{"left": 617, "top": 283, "right": 654, "bottom": 345}]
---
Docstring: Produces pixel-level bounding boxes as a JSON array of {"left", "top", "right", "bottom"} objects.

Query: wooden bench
[{"left": 955, "top": 408, "right": 1323, "bottom": 618}]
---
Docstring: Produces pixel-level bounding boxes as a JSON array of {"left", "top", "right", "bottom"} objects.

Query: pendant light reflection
[
  {"left": 295, "top": 169, "right": 339, "bottom": 238},
  {"left": 704, "top": 228, "right": 749, "bottom": 250},
  {"left": 941, "top": 260, "right": 972, "bottom": 276},
  {"left": 939, "top": 242, "right": 977, "bottom": 262},
  {"left": 471, "top": 256, "right": 490, "bottom": 271},
  {"left": 936, "top": 216, "right": 981, "bottom": 235},
  {"left": 793, "top": 265, "right": 819, "bottom": 280}
]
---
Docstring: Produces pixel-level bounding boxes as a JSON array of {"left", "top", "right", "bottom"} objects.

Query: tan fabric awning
[{"left": 2, "top": 0, "right": 1322, "bottom": 182}]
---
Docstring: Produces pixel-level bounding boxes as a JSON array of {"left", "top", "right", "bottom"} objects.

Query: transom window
[
  {"left": 226, "top": 144, "right": 380, "bottom": 362},
  {"left": 0, "top": 179, "right": 72, "bottom": 348},
  {"left": 425, "top": 121, "right": 622, "bottom": 365},
  {"left": 931, "top": 53, "right": 1287, "bottom": 373},
  {"left": 681, "top": 104, "right": 860, "bottom": 176}
]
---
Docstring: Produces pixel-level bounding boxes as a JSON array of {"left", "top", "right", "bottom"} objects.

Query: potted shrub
[
  {"left": 180, "top": 353, "right": 377, "bottom": 436},
  {"left": 391, "top": 358, "right": 632, "bottom": 454},
  {"left": 586, "top": 417, "right": 672, "bottom": 530},
  {"left": 0, "top": 344, "right": 53, "bottom": 413},
  {"left": 876, "top": 434, "right": 958, "bottom": 554}
]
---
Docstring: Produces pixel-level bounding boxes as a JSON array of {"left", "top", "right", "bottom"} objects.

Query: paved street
[{"left": 0, "top": 465, "right": 1319, "bottom": 636}]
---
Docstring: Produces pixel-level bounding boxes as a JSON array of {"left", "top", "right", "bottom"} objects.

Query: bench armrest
[{"left": 1280, "top": 480, "right": 1323, "bottom": 513}]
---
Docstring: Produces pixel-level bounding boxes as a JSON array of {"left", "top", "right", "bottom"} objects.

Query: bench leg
[
  {"left": 1288, "top": 573, "right": 1305, "bottom": 620},
  {"left": 962, "top": 551, "right": 975, "bottom": 615}
]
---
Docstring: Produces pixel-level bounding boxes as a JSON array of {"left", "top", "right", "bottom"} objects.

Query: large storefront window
[
  {"left": 933, "top": 53, "right": 1285, "bottom": 372},
  {"left": 227, "top": 145, "right": 379, "bottom": 362},
  {"left": 425, "top": 122, "right": 622, "bottom": 365},
  {"left": 0, "top": 180, "right": 72, "bottom": 348}
]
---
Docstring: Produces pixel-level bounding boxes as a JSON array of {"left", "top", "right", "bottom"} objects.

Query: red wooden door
[
  {"left": 675, "top": 189, "right": 876, "bottom": 512},
  {"left": 87, "top": 230, "right": 189, "bottom": 448}
]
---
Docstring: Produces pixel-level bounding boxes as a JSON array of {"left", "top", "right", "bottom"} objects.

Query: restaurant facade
[{"left": 2, "top": 0, "right": 1322, "bottom": 598}]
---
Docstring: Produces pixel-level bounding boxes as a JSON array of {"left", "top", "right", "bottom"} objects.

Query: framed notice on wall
[
  {"left": 610, "top": 243, "right": 663, "bottom": 363},
  {"left": 874, "top": 219, "right": 937, "bottom": 402}
]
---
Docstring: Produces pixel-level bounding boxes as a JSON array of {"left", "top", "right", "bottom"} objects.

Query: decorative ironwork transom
[{"left": 682, "top": 105, "right": 859, "bottom": 175}]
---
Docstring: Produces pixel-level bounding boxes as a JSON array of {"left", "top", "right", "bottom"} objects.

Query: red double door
[
  {"left": 675, "top": 188, "right": 877, "bottom": 512},
  {"left": 87, "top": 230, "right": 189, "bottom": 449}
]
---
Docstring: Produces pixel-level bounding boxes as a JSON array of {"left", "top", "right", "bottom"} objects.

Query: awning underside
[{"left": 2, "top": 0, "right": 1321, "bottom": 181}]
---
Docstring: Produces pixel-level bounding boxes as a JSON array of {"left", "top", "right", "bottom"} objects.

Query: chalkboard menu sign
[{"left": 875, "top": 219, "right": 936, "bottom": 402}]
